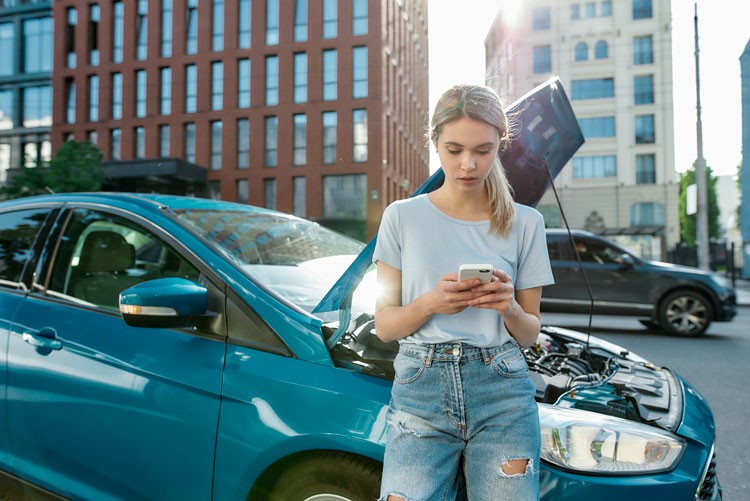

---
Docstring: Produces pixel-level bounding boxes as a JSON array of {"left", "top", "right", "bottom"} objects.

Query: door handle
[{"left": 22, "top": 329, "right": 63, "bottom": 351}]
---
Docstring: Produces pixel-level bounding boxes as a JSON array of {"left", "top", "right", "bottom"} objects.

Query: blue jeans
[{"left": 380, "top": 341, "right": 540, "bottom": 501}]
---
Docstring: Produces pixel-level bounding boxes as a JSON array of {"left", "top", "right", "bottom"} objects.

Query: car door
[
  {"left": 0, "top": 206, "right": 58, "bottom": 474},
  {"left": 6, "top": 207, "right": 226, "bottom": 500}
]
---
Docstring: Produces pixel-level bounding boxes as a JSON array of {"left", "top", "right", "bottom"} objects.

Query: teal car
[{"left": 0, "top": 190, "right": 720, "bottom": 500}]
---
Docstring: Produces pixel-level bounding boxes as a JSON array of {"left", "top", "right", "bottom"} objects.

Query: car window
[
  {"left": 46, "top": 209, "right": 201, "bottom": 311},
  {"left": 0, "top": 208, "right": 52, "bottom": 288},
  {"left": 546, "top": 235, "right": 562, "bottom": 260},
  {"left": 575, "top": 238, "right": 624, "bottom": 264}
]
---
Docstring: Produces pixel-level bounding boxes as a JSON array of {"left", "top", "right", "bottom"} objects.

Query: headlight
[
  {"left": 709, "top": 274, "right": 731, "bottom": 290},
  {"left": 539, "top": 403, "right": 685, "bottom": 474}
]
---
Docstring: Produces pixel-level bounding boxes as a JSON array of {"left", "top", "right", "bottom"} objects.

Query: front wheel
[
  {"left": 657, "top": 290, "right": 713, "bottom": 336},
  {"left": 262, "top": 451, "right": 382, "bottom": 501}
]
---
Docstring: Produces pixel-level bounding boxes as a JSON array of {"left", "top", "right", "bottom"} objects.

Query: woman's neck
[{"left": 428, "top": 188, "right": 490, "bottom": 221}]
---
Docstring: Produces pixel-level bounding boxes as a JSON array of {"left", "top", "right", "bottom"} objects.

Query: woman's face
[{"left": 436, "top": 116, "right": 500, "bottom": 195}]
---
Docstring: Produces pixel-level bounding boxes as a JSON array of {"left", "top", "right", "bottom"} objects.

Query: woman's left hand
[{"left": 466, "top": 269, "right": 522, "bottom": 319}]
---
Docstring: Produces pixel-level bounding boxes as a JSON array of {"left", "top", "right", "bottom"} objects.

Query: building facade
[
  {"left": 740, "top": 39, "right": 750, "bottom": 277},
  {"left": 50, "top": 0, "right": 429, "bottom": 241},
  {"left": 485, "top": 0, "right": 678, "bottom": 258},
  {"left": 0, "top": 0, "right": 53, "bottom": 183}
]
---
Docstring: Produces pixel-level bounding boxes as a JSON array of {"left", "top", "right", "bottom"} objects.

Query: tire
[
  {"left": 262, "top": 451, "right": 382, "bottom": 501},
  {"left": 657, "top": 290, "right": 713, "bottom": 337}
]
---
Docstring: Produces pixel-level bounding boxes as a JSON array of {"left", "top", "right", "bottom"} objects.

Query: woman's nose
[{"left": 461, "top": 153, "right": 476, "bottom": 171}]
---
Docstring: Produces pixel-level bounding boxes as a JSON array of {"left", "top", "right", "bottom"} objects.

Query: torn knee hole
[
  {"left": 501, "top": 458, "right": 531, "bottom": 476},
  {"left": 386, "top": 496, "right": 406, "bottom": 501}
]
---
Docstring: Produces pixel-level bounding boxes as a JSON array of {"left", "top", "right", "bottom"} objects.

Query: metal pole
[{"left": 694, "top": 1, "right": 711, "bottom": 270}]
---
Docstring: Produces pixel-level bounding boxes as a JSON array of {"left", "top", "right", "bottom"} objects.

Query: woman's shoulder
[{"left": 513, "top": 202, "right": 544, "bottom": 223}]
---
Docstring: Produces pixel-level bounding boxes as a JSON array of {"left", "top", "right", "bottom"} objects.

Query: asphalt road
[{"left": 543, "top": 308, "right": 750, "bottom": 501}]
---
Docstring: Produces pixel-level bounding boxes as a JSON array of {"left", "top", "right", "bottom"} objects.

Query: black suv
[{"left": 543, "top": 229, "right": 737, "bottom": 336}]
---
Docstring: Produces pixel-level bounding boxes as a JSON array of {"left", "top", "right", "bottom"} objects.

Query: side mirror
[
  {"left": 119, "top": 277, "right": 209, "bottom": 328},
  {"left": 618, "top": 254, "right": 635, "bottom": 268}
]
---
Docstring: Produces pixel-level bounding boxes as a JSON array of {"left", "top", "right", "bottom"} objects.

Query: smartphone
[{"left": 458, "top": 264, "right": 493, "bottom": 284}]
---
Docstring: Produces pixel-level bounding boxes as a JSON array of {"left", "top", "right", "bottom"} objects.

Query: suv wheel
[
  {"left": 262, "top": 451, "right": 381, "bottom": 501},
  {"left": 658, "top": 290, "right": 713, "bottom": 336}
]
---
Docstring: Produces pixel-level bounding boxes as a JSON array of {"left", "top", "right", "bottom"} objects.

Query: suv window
[
  {"left": 575, "top": 238, "right": 625, "bottom": 264},
  {"left": 47, "top": 209, "right": 200, "bottom": 310},
  {"left": 0, "top": 208, "right": 52, "bottom": 287}
]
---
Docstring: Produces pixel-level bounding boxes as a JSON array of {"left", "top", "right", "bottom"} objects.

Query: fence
[{"left": 667, "top": 241, "right": 737, "bottom": 285}]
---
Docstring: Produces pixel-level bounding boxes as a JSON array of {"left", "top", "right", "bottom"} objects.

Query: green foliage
[
  {"left": 1, "top": 141, "right": 104, "bottom": 199},
  {"left": 678, "top": 164, "right": 720, "bottom": 244}
]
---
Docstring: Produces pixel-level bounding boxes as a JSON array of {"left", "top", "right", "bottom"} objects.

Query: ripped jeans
[{"left": 379, "top": 341, "right": 540, "bottom": 501}]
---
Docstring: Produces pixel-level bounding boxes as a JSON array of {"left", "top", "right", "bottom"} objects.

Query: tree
[
  {"left": 678, "top": 164, "right": 720, "bottom": 244},
  {"left": 1, "top": 141, "right": 104, "bottom": 199}
]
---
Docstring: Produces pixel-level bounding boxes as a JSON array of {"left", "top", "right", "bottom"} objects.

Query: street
[{"left": 543, "top": 308, "right": 750, "bottom": 500}]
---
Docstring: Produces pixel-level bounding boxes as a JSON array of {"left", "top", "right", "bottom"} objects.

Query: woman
[{"left": 373, "top": 84, "right": 554, "bottom": 500}]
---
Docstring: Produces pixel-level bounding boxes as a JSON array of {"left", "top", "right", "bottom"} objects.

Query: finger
[
  {"left": 492, "top": 269, "right": 513, "bottom": 282},
  {"left": 441, "top": 272, "right": 459, "bottom": 282}
]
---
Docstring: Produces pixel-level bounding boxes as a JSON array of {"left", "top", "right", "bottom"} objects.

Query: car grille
[{"left": 696, "top": 449, "right": 720, "bottom": 500}]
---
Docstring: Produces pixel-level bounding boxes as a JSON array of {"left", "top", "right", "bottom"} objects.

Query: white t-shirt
[{"left": 373, "top": 194, "right": 554, "bottom": 347}]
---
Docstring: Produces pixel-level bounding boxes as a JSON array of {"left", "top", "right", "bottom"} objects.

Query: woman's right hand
[{"left": 427, "top": 272, "right": 488, "bottom": 315}]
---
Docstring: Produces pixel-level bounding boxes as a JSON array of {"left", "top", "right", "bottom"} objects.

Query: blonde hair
[{"left": 430, "top": 84, "right": 516, "bottom": 235}]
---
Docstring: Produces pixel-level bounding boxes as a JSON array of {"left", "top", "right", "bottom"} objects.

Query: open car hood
[{"left": 313, "top": 77, "right": 584, "bottom": 315}]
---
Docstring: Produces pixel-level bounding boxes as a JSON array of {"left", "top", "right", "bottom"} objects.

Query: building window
[
  {"left": 322, "top": 49, "right": 337, "bottom": 100},
  {"left": 66, "top": 8, "right": 77, "bottom": 68},
  {"left": 570, "top": 4, "right": 580, "bottom": 20},
  {"left": 571, "top": 78, "right": 614, "bottom": 99},
  {"left": 634, "top": 75, "right": 654, "bottom": 104},
  {"left": 533, "top": 46, "right": 551, "bottom": 73},
  {"left": 160, "top": 67, "right": 171, "bottom": 115},
  {"left": 161, "top": 0, "right": 172, "bottom": 57},
  {"left": 211, "top": 62, "right": 223, "bottom": 110},
  {"left": 532, "top": 7, "right": 551, "bottom": 30},
  {"left": 264, "top": 116, "right": 277, "bottom": 167},
  {"left": 87, "top": 130, "right": 98, "bottom": 145},
  {"left": 88, "top": 76, "right": 99, "bottom": 122},
  {"left": 323, "top": 0, "right": 337, "bottom": 39},
  {"left": 322, "top": 111, "right": 337, "bottom": 164},
  {"left": 636, "top": 154, "right": 656, "bottom": 184},
  {"left": 237, "top": 118, "right": 249, "bottom": 169},
  {"left": 186, "top": 0, "right": 198, "bottom": 54},
  {"left": 159, "top": 124, "right": 170, "bottom": 156},
  {"left": 0, "top": 143, "right": 10, "bottom": 182},
  {"left": 293, "top": 176, "right": 306, "bottom": 216},
  {"left": 65, "top": 79, "right": 76, "bottom": 124},
  {"left": 23, "top": 17, "right": 53, "bottom": 73},
  {"left": 294, "top": 0, "right": 307, "bottom": 42},
  {"left": 212, "top": 0, "right": 224, "bottom": 51},
  {"left": 601, "top": 0, "right": 612, "bottom": 16},
  {"left": 266, "top": 0, "right": 279, "bottom": 45},
  {"left": 23, "top": 140, "right": 51, "bottom": 168},
  {"left": 208, "top": 181, "right": 221, "bottom": 199},
  {"left": 23, "top": 86, "right": 52, "bottom": 128},
  {"left": 238, "top": 0, "right": 251, "bottom": 48},
  {"left": 353, "top": 0, "right": 368, "bottom": 35},
  {"left": 352, "top": 109, "right": 367, "bottom": 162},
  {"left": 185, "top": 64, "right": 197, "bottom": 113},
  {"left": 134, "top": 126, "right": 145, "bottom": 158},
  {"left": 585, "top": 2, "right": 596, "bottom": 17},
  {"left": 578, "top": 116, "right": 615, "bottom": 138},
  {"left": 112, "top": 1, "right": 123, "bottom": 63},
  {"left": 184, "top": 122, "right": 195, "bottom": 162},
  {"left": 238, "top": 59, "right": 251, "bottom": 108},
  {"left": 135, "top": 70, "right": 147, "bottom": 118},
  {"left": 323, "top": 175, "right": 366, "bottom": 219},
  {"left": 633, "top": 35, "right": 653, "bottom": 65},
  {"left": 112, "top": 72, "right": 122, "bottom": 120},
  {"left": 237, "top": 179, "right": 248, "bottom": 204},
  {"left": 264, "top": 178, "right": 276, "bottom": 210},
  {"left": 573, "top": 155, "right": 616, "bottom": 178},
  {"left": 574, "top": 42, "right": 588, "bottom": 62},
  {"left": 632, "top": 0, "right": 652, "bottom": 20},
  {"left": 265, "top": 56, "right": 279, "bottom": 106},
  {"left": 111, "top": 128, "right": 121, "bottom": 160},
  {"left": 89, "top": 5, "right": 100, "bottom": 65},
  {"left": 210, "top": 121, "right": 222, "bottom": 170},
  {"left": 294, "top": 52, "right": 308, "bottom": 103},
  {"left": 352, "top": 46, "right": 368, "bottom": 98},
  {"left": 136, "top": 0, "right": 148, "bottom": 60},
  {"left": 0, "top": 90, "right": 13, "bottom": 130},
  {"left": 594, "top": 40, "right": 608, "bottom": 59},
  {"left": 0, "top": 24, "right": 14, "bottom": 76},
  {"left": 635, "top": 115, "right": 655, "bottom": 144},
  {"left": 293, "top": 113, "right": 306, "bottom": 166},
  {"left": 630, "top": 202, "right": 664, "bottom": 225}
]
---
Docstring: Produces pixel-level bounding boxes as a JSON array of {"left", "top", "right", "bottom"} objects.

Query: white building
[{"left": 485, "top": 0, "right": 678, "bottom": 259}]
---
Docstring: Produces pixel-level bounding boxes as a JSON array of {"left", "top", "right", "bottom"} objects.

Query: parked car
[
  {"left": 543, "top": 228, "right": 737, "bottom": 336},
  {"left": 0, "top": 193, "right": 720, "bottom": 500}
]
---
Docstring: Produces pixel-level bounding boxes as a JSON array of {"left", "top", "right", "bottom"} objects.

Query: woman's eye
[
  {"left": 447, "top": 149, "right": 461, "bottom": 154},
  {"left": 477, "top": 150, "right": 491, "bottom": 155}
]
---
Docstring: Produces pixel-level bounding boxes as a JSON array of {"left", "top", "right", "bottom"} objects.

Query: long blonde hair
[{"left": 430, "top": 84, "right": 516, "bottom": 235}]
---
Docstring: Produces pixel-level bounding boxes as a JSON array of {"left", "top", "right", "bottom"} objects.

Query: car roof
[{"left": 545, "top": 228, "right": 598, "bottom": 237}]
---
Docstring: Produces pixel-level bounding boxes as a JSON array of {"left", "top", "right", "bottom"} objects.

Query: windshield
[{"left": 171, "top": 208, "right": 378, "bottom": 320}]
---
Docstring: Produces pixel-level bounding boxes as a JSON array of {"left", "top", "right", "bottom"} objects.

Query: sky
[{"left": 427, "top": 0, "right": 750, "bottom": 177}]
